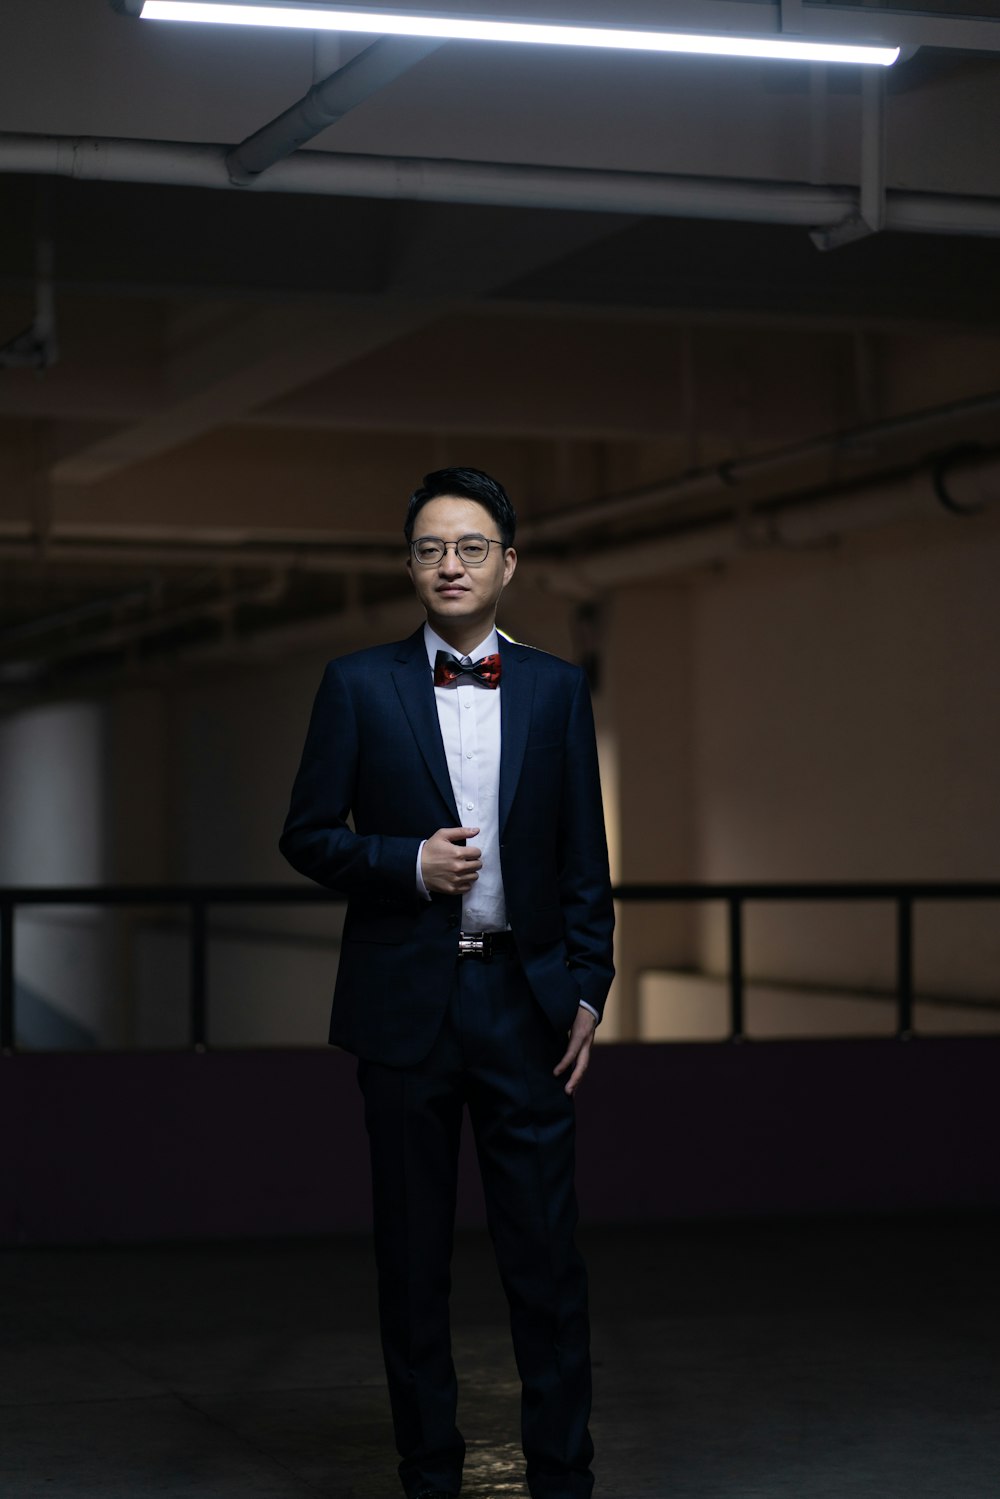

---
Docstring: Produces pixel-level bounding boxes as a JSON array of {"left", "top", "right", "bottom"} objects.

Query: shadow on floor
[{"left": 2, "top": 1214, "right": 999, "bottom": 1498}]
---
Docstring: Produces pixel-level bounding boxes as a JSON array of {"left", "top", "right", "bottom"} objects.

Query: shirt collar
[{"left": 423, "top": 621, "right": 499, "bottom": 670}]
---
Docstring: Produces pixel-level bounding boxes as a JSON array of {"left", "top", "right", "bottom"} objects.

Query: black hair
[{"left": 404, "top": 466, "right": 516, "bottom": 549}]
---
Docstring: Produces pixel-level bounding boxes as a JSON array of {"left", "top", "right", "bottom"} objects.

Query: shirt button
[
  {"left": 463, "top": 699, "right": 472, "bottom": 709},
  {"left": 466, "top": 751, "right": 474, "bottom": 759},
  {"left": 466, "top": 802, "right": 475, "bottom": 810}
]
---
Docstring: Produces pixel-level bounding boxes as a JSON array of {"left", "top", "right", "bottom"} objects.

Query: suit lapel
[
  {"left": 498, "top": 632, "right": 535, "bottom": 835},
  {"left": 391, "top": 628, "right": 459, "bottom": 821}
]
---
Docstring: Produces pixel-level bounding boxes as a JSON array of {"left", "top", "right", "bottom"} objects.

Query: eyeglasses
[{"left": 409, "top": 534, "right": 504, "bottom": 567}]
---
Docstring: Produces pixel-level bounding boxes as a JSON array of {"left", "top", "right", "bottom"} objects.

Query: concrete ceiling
[{"left": 2, "top": 0, "right": 1000, "bottom": 701}]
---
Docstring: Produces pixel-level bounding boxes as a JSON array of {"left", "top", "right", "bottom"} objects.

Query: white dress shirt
[
  {"left": 416, "top": 623, "right": 506, "bottom": 930},
  {"left": 415, "top": 622, "right": 598, "bottom": 1022}
]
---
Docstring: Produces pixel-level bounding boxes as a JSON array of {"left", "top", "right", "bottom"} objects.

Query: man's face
[{"left": 407, "top": 495, "right": 516, "bottom": 639}]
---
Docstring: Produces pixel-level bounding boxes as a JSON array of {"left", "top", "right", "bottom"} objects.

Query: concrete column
[{"left": 600, "top": 582, "right": 697, "bottom": 1039}]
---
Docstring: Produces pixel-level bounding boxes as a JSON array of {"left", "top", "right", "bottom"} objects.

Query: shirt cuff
[
  {"left": 578, "top": 1000, "right": 599, "bottom": 1021},
  {"left": 416, "top": 840, "right": 431, "bottom": 901}
]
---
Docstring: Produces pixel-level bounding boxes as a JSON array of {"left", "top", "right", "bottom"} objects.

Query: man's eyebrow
[{"left": 413, "top": 532, "right": 490, "bottom": 541}]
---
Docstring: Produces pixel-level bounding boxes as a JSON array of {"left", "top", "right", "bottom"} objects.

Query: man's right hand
[{"left": 421, "top": 827, "right": 482, "bottom": 895}]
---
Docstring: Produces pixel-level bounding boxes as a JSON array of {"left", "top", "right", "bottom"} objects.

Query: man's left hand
[{"left": 554, "top": 1006, "right": 598, "bottom": 1096}]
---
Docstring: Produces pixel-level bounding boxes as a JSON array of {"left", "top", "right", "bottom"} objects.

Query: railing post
[
  {"left": 1, "top": 898, "right": 14, "bottom": 1053},
  {"left": 190, "top": 900, "right": 207, "bottom": 1050},
  {"left": 896, "top": 895, "right": 915, "bottom": 1039},
  {"left": 727, "top": 895, "right": 745, "bottom": 1041}
]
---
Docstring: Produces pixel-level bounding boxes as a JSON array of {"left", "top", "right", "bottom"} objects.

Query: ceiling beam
[
  {"left": 47, "top": 297, "right": 442, "bottom": 484},
  {"left": 44, "top": 210, "right": 636, "bottom": 484},
  {"left": 597, "top": 0, "right": 1000, "bottom": 53}
]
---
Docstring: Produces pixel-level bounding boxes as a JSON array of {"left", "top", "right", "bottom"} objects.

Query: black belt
[{"left": 458, "top": 930, "right": 516, "bottom": 960}]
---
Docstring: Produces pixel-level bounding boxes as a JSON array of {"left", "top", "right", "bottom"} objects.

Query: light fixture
[{"left": 113, "top": 2, "right": 901, "bottom": 67}]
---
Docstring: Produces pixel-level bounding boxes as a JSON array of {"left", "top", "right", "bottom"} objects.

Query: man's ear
[{"left": 503, "top": 547, "right": 517, "bottom": 586}]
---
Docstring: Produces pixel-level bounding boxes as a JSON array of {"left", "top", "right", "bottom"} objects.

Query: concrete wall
[
  {"left": 0, "top": 700, "right": 106, "bottom": 887},
  {"left": 2, "top": 506, "right": 999, "bottom": 1048},
  {"left": 601, "top": 582, "right": 698, "bottom": 1038},
  {"left": 0, "top": 578, "right": 586, "bottom": 1048},
  {"left": 0, "top": 701, "right": 112, "bottom": 1045},
  {"left": 0, "top": 690, "right": 175, "bottom": 1046},
  {"left": 690, "top": 512, "right": 1000, "bottom": 1014},
  {"left": 578, "top": 509, "right": 1000, "bottom": 1041}
]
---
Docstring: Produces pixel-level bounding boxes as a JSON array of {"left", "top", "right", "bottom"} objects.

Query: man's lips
[{"left": 436, "top": 585, "right": 468, "bottom": 596}]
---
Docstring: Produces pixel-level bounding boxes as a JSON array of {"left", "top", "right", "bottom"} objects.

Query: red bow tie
[{"left": 433, "top": 650, "right": 502, "bottom": 689}]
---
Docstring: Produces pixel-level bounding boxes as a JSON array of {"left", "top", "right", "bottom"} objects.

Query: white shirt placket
[{"left": 457, "top": 673, "right": 479, "bottom": 825}]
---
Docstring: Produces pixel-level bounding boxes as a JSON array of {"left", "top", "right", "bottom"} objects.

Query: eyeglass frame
[{"left": 408, "top": 533, "right": 506, "bottom": 567}]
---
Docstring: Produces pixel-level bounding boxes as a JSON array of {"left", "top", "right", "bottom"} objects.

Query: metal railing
[
  {"left": 2, "top": 879, "right": 999, "bottom": 1051},
  {"left": 0, "top": 882, "right": 335, "bottom": 1053},
  {"left": 616, "top": 880, "right": 1000, "bottom": 1041}
]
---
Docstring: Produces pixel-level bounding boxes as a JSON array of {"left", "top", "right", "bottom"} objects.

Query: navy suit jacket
[{"left": 280, "top": 626, "right": 615, "bottom": 1066}]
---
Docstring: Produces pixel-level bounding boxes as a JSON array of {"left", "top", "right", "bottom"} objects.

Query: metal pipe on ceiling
[
  {"left": 2, "top": 446, "right": 994, "bottom": 679},
  {"left": 0, "top": 570, "right": 289, "bottom": 681},
  {"left": 0, "top": 447, "right": 994, "bottom": 602},
  {"left": 0, "top": 540, "right": 405, "bottom": 574},
  {"left": 190, "top": 445, "right": 1000, "bottom": 660},
  {"left": 225, "top": 35, "right": 443, "bottom": 186},
  {"left": 537, "top": 446, "right": 999, "bottom": 593},
  {"left": 4, "top": 132, "right": 1000, "bottom": 238},
  {"left": 521, "top": 387, "right": 1000, "bottom": 543}
]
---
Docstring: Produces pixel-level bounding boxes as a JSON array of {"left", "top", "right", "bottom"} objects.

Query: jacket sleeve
[
  {"left": 279, "top": 660, "right": 420, "bottom": 898},
  {"left": 556, "top": 669, "right": 615, "bottom": 1019}
]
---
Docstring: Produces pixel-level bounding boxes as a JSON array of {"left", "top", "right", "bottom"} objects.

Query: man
[{"left": 280, "top": 466, "right": 614, "bottom": 1499}]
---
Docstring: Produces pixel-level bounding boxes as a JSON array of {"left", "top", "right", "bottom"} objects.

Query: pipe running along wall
[{"left": 4, "top": 133, "right": 1000, "bottom": 237}]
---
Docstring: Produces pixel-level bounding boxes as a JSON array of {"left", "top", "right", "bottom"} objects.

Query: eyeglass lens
[{"left": 412, "top": 536, "right": 494, "bottom": 565}]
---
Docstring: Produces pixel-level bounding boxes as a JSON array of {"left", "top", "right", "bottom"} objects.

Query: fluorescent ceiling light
[{"left": 126, "top": 3, "right": 901, "bottom": 67}]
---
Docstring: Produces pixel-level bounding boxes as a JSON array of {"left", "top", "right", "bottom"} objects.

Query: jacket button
[{"left": 446, "top": 914, "right": 459, "bottom": 929}]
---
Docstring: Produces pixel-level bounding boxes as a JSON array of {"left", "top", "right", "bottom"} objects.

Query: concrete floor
[{"left": 2, "top": 1215, "right": 999, "bottom": 1499}]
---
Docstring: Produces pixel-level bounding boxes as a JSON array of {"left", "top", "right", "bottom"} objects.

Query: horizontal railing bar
[
  {"left": 0, "top": 884, "right": 343, "bottom": 905},
  {"left": 653, "top": 971, "right": 1000, "bottom": 1013},
  {"left": 2, "top": 880, "right": 999, "bottom": 906},
  {"left": 2, "top": 879, "right": 998, "bottom": 1054},
  {"left": 614, "top": 882, "right": 1000, "bottom": 901}
]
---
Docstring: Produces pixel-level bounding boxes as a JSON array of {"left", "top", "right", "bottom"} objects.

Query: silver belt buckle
[{"left": 459, "top": 932, "right": 486, "bottom": 958}]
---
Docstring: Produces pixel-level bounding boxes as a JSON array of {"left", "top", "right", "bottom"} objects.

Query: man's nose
[{"left": 437, "top": 545, "right": 467, "bottom": 575}]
